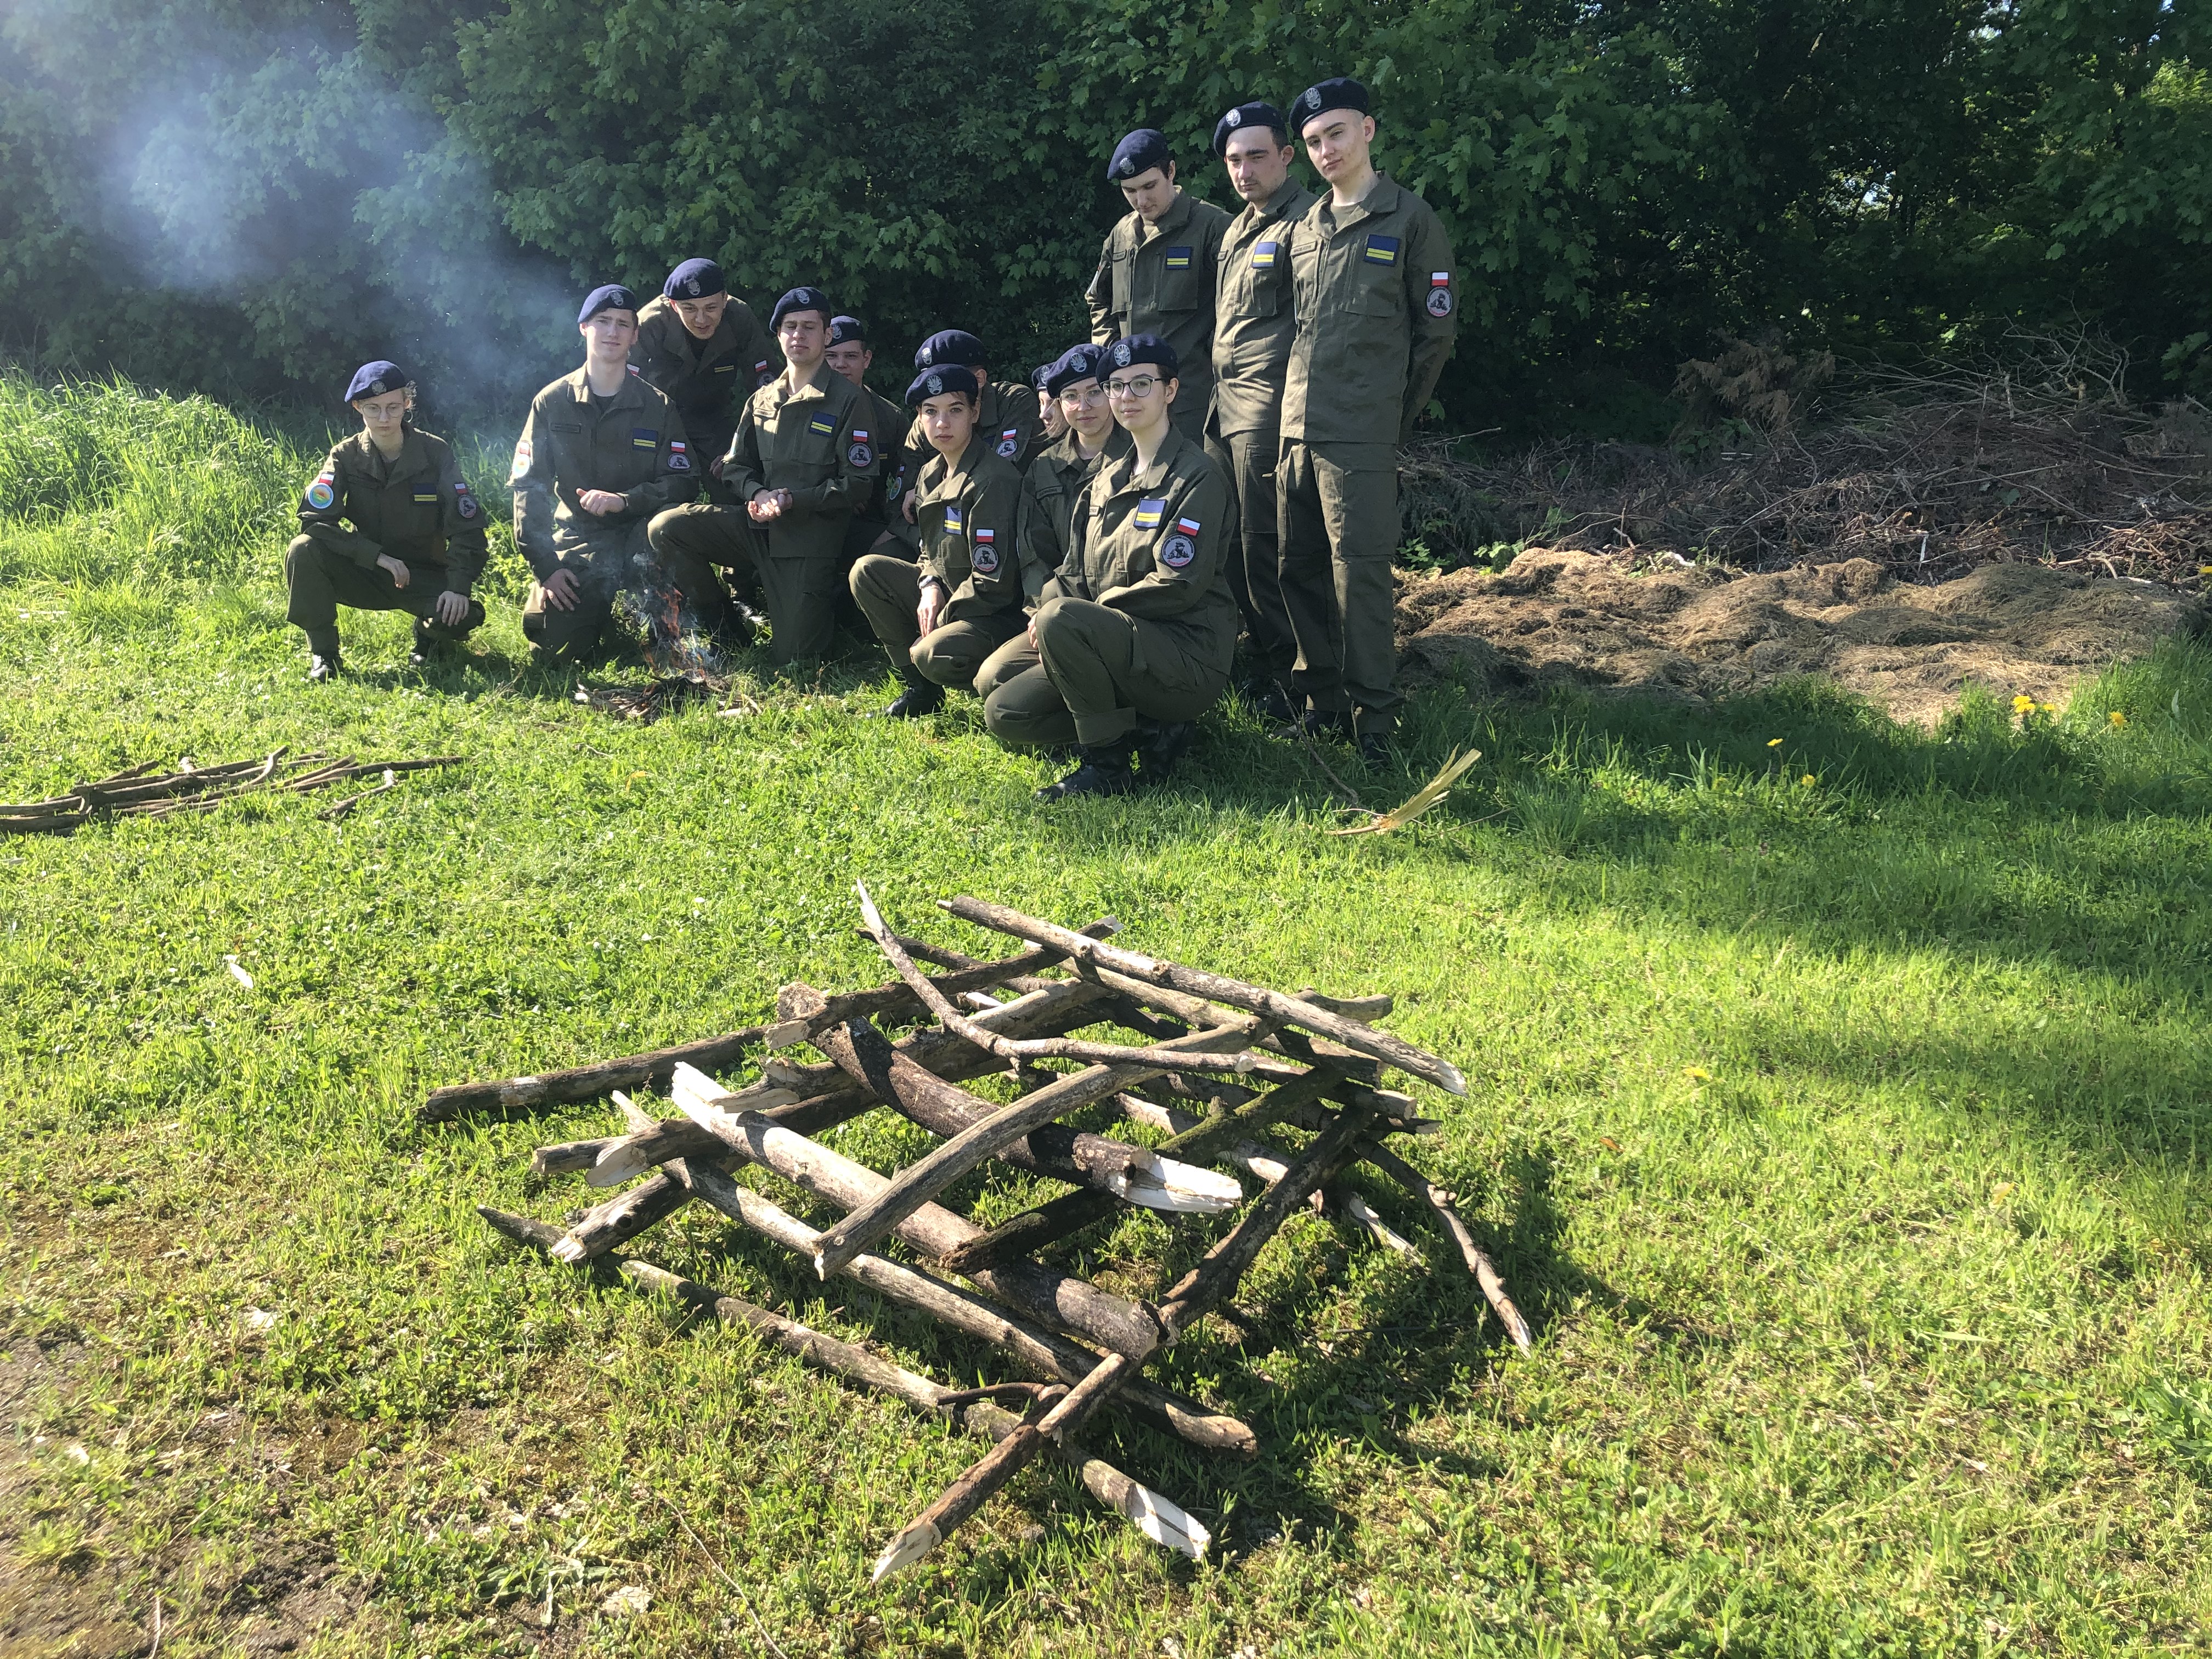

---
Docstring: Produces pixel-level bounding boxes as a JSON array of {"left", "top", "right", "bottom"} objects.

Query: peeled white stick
[{"left": 589, "top": 1078, "right": 799, "bottom": 1187}]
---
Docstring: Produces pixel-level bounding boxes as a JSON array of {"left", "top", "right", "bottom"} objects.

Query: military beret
[
  {"left": 1107, "top": 128, "right": 1172, "bottom": 183},
  {"left": 344, "top": 360, "right": 409, "bottom": 403},
  {"left": 914, "top": 329, "right": 986, "bottom": 370},
  {"left": 771, "top": 286, "right": 833, "bottom": 329},
  {"left": 1043, "top": 343, "right": 1109, "bottom": 398},
  {"left": 1104, "top": 333, "right": 1177, "bottom": 378},
  {"left": 1213, "top": 101, "right": 1289, "bottom": 156},
  {"left": 906, "top": 365, "right": 980, "bottom": 406},
  {"left": 663, "top": 258, "right": 725, "bottom": 300},
  {"left": 1290, "top": 76, "right": 1369, "bottom": 135},
  {"left": 828, "top": 315, "right": 868, "bottom": 346},
  {"left": 578, "top": 284, "right": 639, "bottom": 325}
]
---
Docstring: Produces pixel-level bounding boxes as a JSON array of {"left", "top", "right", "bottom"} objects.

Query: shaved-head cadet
[
  {"left": 285, "top": 360, "right": 488, "bottom": 680},
  {"left": 1087, "top": 128, "right": 1232, "bottom": 443},
  {"left": 510, "top": 284, "right": 722, "bottom": 664},
  {"left": 1208, "top": 99, "right": 1316, "bottom": 717},
  {"left": 1277, "top": 77, "right": 1458, "bottom": 764}
]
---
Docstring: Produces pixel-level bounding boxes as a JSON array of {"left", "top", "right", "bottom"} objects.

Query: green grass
[{"left": 2, "top": 370, "right": 2209, "bottom": 1655}]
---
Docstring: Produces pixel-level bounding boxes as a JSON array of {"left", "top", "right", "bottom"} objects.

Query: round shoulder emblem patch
[
  {"left": 305, "top": 476, "right": 335, "bottom": 510},
  {"left": 848, "top": 441, "right": 874, "bottom": 468},
  {"left": 1426, "top": 287, "right": 1454, "bottom": 318},
  {"left": 1159, "top": 533, "right": 1196, "bottom": 568},
  {"left": 996, "top": 435, "right": 1019, "bottom": 458},
  {"left": 456, "top": 491, "right": 479, "bottom": 520},
  {"left": 971, "top": 543, "right": 1001, "bottom": 576}
]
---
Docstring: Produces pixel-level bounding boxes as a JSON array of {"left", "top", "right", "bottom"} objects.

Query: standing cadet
[
  {"left": 1277, "top": 77, "right": 1458, "bottom": 764},
  {"left": 716, "top": 286, "right": 877, "bottom": 664},
  {"left": 631, "top": 258, "right": 772, "bottom": 482},
  {"left": 1207, "top": 100, "right": 1316, "bottom": 719},
  {"left": 285, "top": 360, "right": 488, "bottom": 681},
  {"left": 983, "top": 335, "right": 1237, "bottom": 799},
  {"left": 849, "top": 366, "right": 1028, "bottom": 716},
  {"left": 1087, "top": 129, "right": 1233, "bottom": 444},
  {"left": 511, "top": 286, "right": 713, "bottom": 664},
  {"left": 824, "top": 314, "right": 910, "bottom": 581},
  {"left": 1016, "top": 342, "right": 1130, "bottom": 586},
  {"left": 893, "top": 330, "right": 1041, "bottom": 536}
]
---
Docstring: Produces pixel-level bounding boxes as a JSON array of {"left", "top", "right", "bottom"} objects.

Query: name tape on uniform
[{"left": 412, "top": 490, "right": 439, "bottom": 504}]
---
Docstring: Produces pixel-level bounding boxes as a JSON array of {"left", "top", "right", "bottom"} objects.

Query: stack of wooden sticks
[
  {"left": 0, "top": 749, "right": 460, "bottom": 834},
  {"left": 448, "top": 890, "right": 1530, "bottom": 1580}
]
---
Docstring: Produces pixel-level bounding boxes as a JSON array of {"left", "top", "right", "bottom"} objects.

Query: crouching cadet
[
  {"left": 850, "top": 365, "right": 1026, "bottom": 716},
  {"left": 982, "top": 335, "right": 1236, "bottom": 799},
  {"left": 285, "top": 360, "right": 487, "bottom": 681},
  {"left": 512, "top": 284, "right": 714, "bottom": 664},
  {"left": 1017, "top": 342, "right": 1130, "bottom": 581}
]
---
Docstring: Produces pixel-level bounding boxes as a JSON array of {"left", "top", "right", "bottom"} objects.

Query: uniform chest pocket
[
  {"left": 1155, "top": 246, "right": 1206, "bottom": 314},
  {"left": 1107, "top": 249, "right": 1134, "bottom": 319},
  {"left": 1344, "top": 234, "right": 1404, "bottom": 317}
]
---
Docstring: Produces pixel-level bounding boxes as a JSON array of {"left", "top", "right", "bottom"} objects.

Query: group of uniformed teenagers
[{"left": 284, "top": 76, "right": 1457, "bottom": 799}]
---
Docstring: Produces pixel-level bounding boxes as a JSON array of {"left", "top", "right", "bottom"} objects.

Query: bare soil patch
[{"left": 1398, "top": 551, "right": 2203, "bottom": 726}]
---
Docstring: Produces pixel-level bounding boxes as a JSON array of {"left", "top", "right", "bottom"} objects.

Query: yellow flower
[
  {"left": 2109, "top": 710, "right": 2128, "bottom": 728},
  {"left": 2012, "top": 694, "right": 2036, "bottom": 715},
  {"left": 2040, "top": 703, "right": 2057, "bottom": 714},
  {"left": 1801, "top": 774, "right": 1817, "bottom": 787},
  {"left": 1767, "top": 737, "right": 1784, "bottom": 748},
  {"left": 1683, "top": 1066, "right": 1711, "bottom": 1082},
  {"left": 1990, "top": 1181, "right": 2016, "bottom": 1204}
]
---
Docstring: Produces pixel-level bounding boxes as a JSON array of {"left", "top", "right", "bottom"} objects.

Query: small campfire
[
  {"left": 575, "top": 571, "right": 746, "bottom": 723},
  {"left": 440, "top": 891, "right": 1527, "bottom": 1578}
]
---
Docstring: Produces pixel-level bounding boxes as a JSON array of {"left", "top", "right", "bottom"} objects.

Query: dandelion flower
[
  {"left": 2040, "top": 703, "right": 2057, "bottom": 714},
  {"left": 1801, "top": 774, "right": 1817, "bottom": 787},
  {"left": 1767, "top": 737, "right": 1784, "bottom": 748},
  {"left": 2012, "top": 694, "right": 2036, "bottom": 715},
  {"left": 1990, "top": 1181, "right": 2016, "bottom": 1204},
  {"left": 2109, "top": 710, "right": 2128, "bottom": 729},
  {"left": 1683, "top": 1066, "right": 1712, "bottom": 1082}
]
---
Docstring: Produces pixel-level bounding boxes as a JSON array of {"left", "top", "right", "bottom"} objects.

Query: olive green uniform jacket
[
  {"left": 723, "top": 361, "right": 877, "bottom": 555},
  {"left": 1280, "top": 172, "right": 1459, "bottom": 450},
  {"left": 912, "top": 435, "right": 1028, "bottom": 625},
  {"left": 631, "top": 295, "right": 774, "bottom": 480},
  {"left": 297, "top": 428, "right": 488, "bottom": 594},
  {"left": 510, "top": 366, "right": 697, "bottom": 578},
  {"left": 1017, "top": 426, "right": 1130, "bottom": 600},
  {"left": 1087, "top": 190, "right": 1233, "bottom": 432},
  {"left": 1210, "top": 177, "right": 1318, "bottom": 439}
]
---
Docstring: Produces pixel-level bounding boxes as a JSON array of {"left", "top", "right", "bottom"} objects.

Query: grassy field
[{"left": 2, "top": 371, "right": 2209, "bottom": 1657}]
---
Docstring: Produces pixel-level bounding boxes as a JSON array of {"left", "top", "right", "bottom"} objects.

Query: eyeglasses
[{"left": 1106, "top": 375, "right": 1159, "bottom": 398}]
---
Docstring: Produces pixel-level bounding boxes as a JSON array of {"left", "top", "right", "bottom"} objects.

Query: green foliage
[{"left": 3, "top": 0, "right": 2209, "bottom": 425}]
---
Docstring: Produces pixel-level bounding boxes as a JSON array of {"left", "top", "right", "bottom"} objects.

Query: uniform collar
[
  {"left": 1322, "top": 171, "right": 1399, "bottom": 230},
  {"left": 1139, "top": 190, "right": 1194, "bottom": 241},
  {"left": 778, "top": 360, "right": 836, "bottom": 403},
  {"left": 1107, "top": 424, "right": 1190, "bottom": 494},
  {"left": 350, "top": 428, "right": 430, "bottom": 479},
  {"left": 921, "top": 432, "right": 991, "bottom": 496},
  {"left": 1052, "top": 424, "right": 1126, "bottom": 469},
  {"left": 563, "top": 364, "right": 648, "bottom": 409}
]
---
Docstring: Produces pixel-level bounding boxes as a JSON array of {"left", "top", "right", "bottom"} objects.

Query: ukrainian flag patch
[
  {"left": 945, "top": 505, "right": 964, "bottom": 534},
  {"left": 1363, "top": 234, "right": 1401, "bottom": 264},
  {"left": 413, "top": 491, "right": 439, "bottom": 504},
  {"left": 1132, "top": 498, "right": 1166, "bottom": 529},
  {"left": 631, "top": 426, "right": 659, "bottom": 449},
  {"left": 808, "top": 414, "right": 836, "bottom": 437},
  {"left": 1164, "top": 246, "right": 1192, "bottom": 269},
  {"left": 1251, "top": 240, "right": 1279, "bottom": 269}
]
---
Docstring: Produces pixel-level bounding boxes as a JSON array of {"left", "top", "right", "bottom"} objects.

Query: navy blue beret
[
  {"left": 344, "top": 360, "right": 409, "bottom": 402},
  {"left": 1108, "top": 128, "right": 1172, "bottom": 183},
  {"left": 1214, "top": 101, "right": 1289, "bottom": 156},
  {"left": 828, "top": 315, "right": 868, "bottom": 346},
  {"left": 1103, "top": 333, "right": 1177, "bottom": 379},
  {"left": 906, "top": 365, "right": 980, "bottom": 406},
  {"left": 1031, "top": 361, "right": 1055, "bottom": 392},
  {"left": 771, "top": 286, "right": 833, "bottom": 330},
  {"left": 663, "top": 258, "right": 725, "bottom": 300},
  {"left": 578, "top": 284, "right": 639, "bottom": 325},
  {"left": 1043, "top": 343, "right": 1109, "bottom": 398},
  {"left": 914, "top": 329, "right": 986, "bottom": 370},
  {"left": 1290, "top": 77, "right": 1369, "bottom": 135}
]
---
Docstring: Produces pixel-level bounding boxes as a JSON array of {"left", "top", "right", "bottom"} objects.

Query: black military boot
[
  {"left": 876, "top": 682, "right": 945, "bottom": 718},
  {"left": 1271, "top": 707, "right": 1352, "bottom": 743},
  {"left": 1357, "top": 729, "right": 1395, "bottom": 768},
  {"left": 1137, "top": 719, "right": 1198, "bottom": 781},
  {"left": 408, "top": 620, "right": 438, "bottom": 667},
  {"left": 1237, "top": 675, "right": 1297, "bottom": 725},
  {"left": 306, "top": 633, "right": 342, "bottom": 682},
  {"left": 1036, "top": 737, "right": 1139, "bottom": 801}
]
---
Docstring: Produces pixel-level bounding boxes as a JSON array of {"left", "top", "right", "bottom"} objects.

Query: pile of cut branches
[
  {"left": 1, "top": 751, "right": 460, "bottom": 834},
  {"left": 1402, "top": 335, "right": 2212, "bottom": 586}
]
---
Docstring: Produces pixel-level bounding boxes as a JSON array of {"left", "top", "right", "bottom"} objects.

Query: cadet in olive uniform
[
  {"left": 850, "top": 366, "right": 1028, "bottom": 716},
  {"left": 718, "top": 286, "right": 878, "bottom": 664},
  {"left": 285, "top": 360, "right": 488, "bottom": 681},
  {"left": 983, "top": 335, "right": 1237, "bottom": 799},
  {"left": 631, "top": 258, "right": 773, "bottom": 484},
  {"left": 1016, "top": 342, "right": 1130, "bottom": 589},
  {"left": 1087, "top": 129, "right": 1233, "bottom": 445},
  {"left": 512, "top": 285, "right": 709, "bottom": 664},
  {"left": 824, "top": 314, "right": 911, "bottom": 580},
  {"left": 891, "top": 330, "right": 1041, "bottom": 543},
  {"left": 1207, "top": 100, "right": 1316, "bottom": 713},
  {"left": 1034, "top": 360, "right": 1068, "bottom": 446},
  {"left": 1278, "top": 77, "right": 1458, "bottom": 762}
]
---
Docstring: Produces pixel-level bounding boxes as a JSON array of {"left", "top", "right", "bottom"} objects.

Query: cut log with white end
[
  {"left": 611, "top": 1090, "right": 657, "bottom": 1133},
  {"left": 591, "top": 1080, "right": 799, "bottom": 1186},
  {"left": 870, "top": 1520, "right": 941, "bottom": 1585},
  {"left": 1107, "top": 1151, "right": 1244, "bottom": 1212},
  {"left": 1107, "top": 1480, "right": 1210, "bottom": 1559}
]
